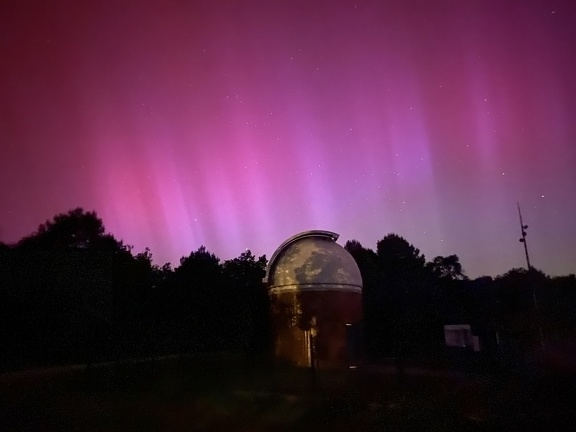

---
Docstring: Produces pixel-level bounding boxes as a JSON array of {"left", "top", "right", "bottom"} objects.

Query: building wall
[{"left": 269, "top": 289, "right": 362, "bottom": 367}]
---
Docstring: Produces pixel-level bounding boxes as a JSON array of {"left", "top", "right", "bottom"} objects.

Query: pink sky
[{"left": 1, "top": 0, "right": 575, "bottom": 277}]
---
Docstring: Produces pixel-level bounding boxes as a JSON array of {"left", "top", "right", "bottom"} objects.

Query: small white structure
[{"left": 444, "top": 324, "right": 473, "bottom": 348}]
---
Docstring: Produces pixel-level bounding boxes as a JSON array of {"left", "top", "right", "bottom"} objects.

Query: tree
[
  {"left": 2, "top": 208, "right": 161, "bottom": 366},
  {"left": 428, "top": 255, "right": 468, "bottom": 281},
  {"left": 376, "top": 234, "right": 429, "bottom": 361},
  {"left": 345, "top": 240, "right": 379, "bottom": 357},
  {"left": 376, "top": 234, "right": 425, "bottom": 272},
  {"left": 17, "top": 207, "right": 127, "bottom": 253},
  {"left": 222, "top": 250, "right": 270, "bottom": 353},
  {"left": 426, "top": 255, "right": 471, "bottom": 340},
  {"left": 161, "top": 246, "right": 225, "bottom": 351},
  {"left": 222, "top": 250, "right": 267, "bottom": 286},
  {"left": 5, "top": 209, "right": 122, "bottom": 366},
  {"left": 178, "top": 246, "right": 221, "bottom": 276},
  {"left": 491, "top": 268, "right": 550, "bottom": 369}
]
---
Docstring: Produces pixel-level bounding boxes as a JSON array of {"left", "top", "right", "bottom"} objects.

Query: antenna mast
[{"left": 517, "top": 202, "right": 532, "bottom": 270}]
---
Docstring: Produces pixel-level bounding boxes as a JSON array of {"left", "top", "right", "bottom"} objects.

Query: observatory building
[{"left": 264, "top": 231, "right": 363, "bottom": 368}]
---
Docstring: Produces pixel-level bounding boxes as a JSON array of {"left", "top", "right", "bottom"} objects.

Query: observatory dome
[{"left": 265, "top": 231, "right": 362, "bottom": 293}]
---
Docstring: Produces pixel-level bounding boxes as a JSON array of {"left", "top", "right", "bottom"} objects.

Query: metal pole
[
  {"left": 517, "top": 203, "right": 544, "bottom": 353},
  {"left": 517, "top": 202, "right": 532, "bottom": 270}
]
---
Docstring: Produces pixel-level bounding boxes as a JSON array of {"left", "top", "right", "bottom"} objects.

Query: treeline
[
  {"left": 346, "top": 236, "right": 576, "bottom": 372},
  {"left": 0, "top": 208, "right": 270, "bottom": 371},
  {"left": 0, "top": 208, "right": 575, "bottom": 373}
]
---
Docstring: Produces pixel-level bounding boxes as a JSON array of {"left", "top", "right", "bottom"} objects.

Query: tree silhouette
[
  {"left": 344, "top": 240, "right": 379, "bottom": 357},
  {"left": 162, "top": 246, "right": 225, "bottom": 351},
  {"left": 493, "top": 268, "right": 548, "bottom": 365},
  {"left": 427, "top": 254, "right": 470, "bottom": 330},
  {"left": 17, "top": 208, "right": 126, "bottom": 252},
  {"left": 428, "top": 255, "right": 468, "bottom": 281},
  {"left": 377, "top": 234, "right": 430, "bottom": 361},
  {"left": 3, "top": 209, "right": 122, "bottom": 367},
  {"left": 222, "top": 250, "right": 270, "bottom": 353},
  {"left": 0, "top": 208, "right": 163, "bottom": 368}
]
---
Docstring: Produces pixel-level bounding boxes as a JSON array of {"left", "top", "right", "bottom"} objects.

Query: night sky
[{"left": 1, "top": 0, "right": 575, "bottom": 278}]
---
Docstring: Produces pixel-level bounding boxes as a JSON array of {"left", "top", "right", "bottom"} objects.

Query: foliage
[
  {"left": 222, "top": 250, "right": 271, "bottom": 353},
  {"left": 17, "top": 207, "right": 127, "bottom": 253},
  {"left": 428, "top": 255, "right": 467, "bottom": 281}
]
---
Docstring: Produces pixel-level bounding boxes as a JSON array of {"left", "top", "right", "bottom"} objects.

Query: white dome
[{"left": 265, "top": 231, "right": 362, "bottom": 293}]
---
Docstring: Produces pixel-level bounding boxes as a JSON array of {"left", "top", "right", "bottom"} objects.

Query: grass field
[{"left": 1, "top": 353, "right": 574, "bottom": 431}]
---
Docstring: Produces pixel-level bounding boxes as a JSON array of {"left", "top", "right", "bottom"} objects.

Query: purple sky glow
[{"left": 1, "top": 0, "right": 575, "bottom": 277}]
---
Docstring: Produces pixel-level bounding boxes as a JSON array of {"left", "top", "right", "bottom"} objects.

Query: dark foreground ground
[{"left": 1, "top": 354, "right": 575, "bottom": 432}]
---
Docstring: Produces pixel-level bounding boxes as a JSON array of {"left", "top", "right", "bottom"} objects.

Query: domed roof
[{"left": 265, "top": 231, "right": 362, "bottom": 293}]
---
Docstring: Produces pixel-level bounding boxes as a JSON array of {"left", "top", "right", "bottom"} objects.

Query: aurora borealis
[{"left": 1, "top": 0, "right": 575, "bottom": 277}]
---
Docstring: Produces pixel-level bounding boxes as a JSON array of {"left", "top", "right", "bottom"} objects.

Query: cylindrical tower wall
[{"left": 270, "top": 289, "right": 362, "bottom": 367}]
